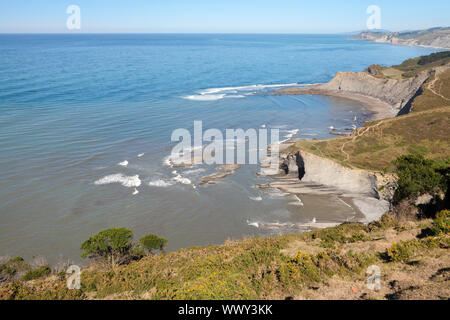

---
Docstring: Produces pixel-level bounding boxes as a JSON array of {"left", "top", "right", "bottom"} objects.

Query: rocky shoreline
[
  {"left": 352, "top": 27, "right": 450, "bottom": 50},
  {"left": 259, "top": 139, "right": 394, "bottom": 225},
  {"left": 273, "top": 64, "right": 443, "bottom": 118},
  {"left": 262, "top": 64, "right": 431, "bottom": 224}
]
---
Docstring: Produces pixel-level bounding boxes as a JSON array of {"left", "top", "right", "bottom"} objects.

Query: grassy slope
[
  {"left": 1, "top": 216, "right": 449, "bottom": 300},
  {"left": 289, "top": 107, "right": 450, "bottom": 171},
  {"left": 286, "top": 62, "right": 450, "bottom": 172}
]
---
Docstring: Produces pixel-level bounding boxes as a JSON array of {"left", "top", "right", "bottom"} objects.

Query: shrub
[
  {"left": 0, "top": 257, "right": 30, "bottom": 282},
  {"left": 81, "top": 228, "right": 134, "bottom": 266},
  {"left": 384, "top": 240, "right": 420, "bottom": 263},
  {"left": 140, "top": 234, "right": 168, "bottom": 253},
  {"left": 417, "top": 51, "right": 450, "bottom": 65},
  {"left": 393, "top": 154, "right": 449, "bottom": 203},
  {"left": 22, "top": 266, "right": 51, "bottom": 281},
  {"left": 431, "top": 210, "right": 450, "bottom": 236},
  {"left": 383, "top": 236, "right": 445, "bottom": 263}
]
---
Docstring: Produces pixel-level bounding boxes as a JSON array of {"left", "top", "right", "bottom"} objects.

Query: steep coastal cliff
[{"left": 312, "top": 68, "right": 434, "bottom": 113}]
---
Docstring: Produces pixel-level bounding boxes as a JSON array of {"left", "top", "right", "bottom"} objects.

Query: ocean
[{"left": 0, "top": 34, "right": 437, "bottom": 263}]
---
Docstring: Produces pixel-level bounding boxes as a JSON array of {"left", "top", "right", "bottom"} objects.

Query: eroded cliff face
[
  {"left": 292, "top": 150, "right": 378, "bottom": 197},
  {"left": 314, "top": 69, "right": 434, "bottom": 113},
  {"left": 277, "top": 150, "right": 394, "bottom": 223}
]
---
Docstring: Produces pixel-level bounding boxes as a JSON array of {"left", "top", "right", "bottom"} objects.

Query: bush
[
  {"left": 22, "top": 266, "right": 51, "bottom": 281},
  {"left": 431, "top": 210, "right": 450, "bottom": 236},
  {"left": 140, "top": 234, "right": 168, "bottom": 253},
  {"left": 81, "top": 228, "right": 134, "bottom": 266},
  {"left": 0, "top": 257, "right": 30, "bottom": 282},
  {"left": 384, "top": 240, "right": 420, "bottom": 263},
  {"left": 418, "top": 51, "right": 450, "bottom": 65},
  {"left": 383, "top": 236, "right": 446, "bottom": 263},
  {"left": 393, "top": 154, "right": 449, "bottom": 203}
]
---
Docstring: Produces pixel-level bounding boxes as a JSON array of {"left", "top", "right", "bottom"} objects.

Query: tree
[
  {"left": 81, "top": 228, "right": 134, "bottom": 266},
  {"left": 393, "top": 154, "right": 448, "bottom": 203},
  {"left": 140, "top": 234, "right": 168, "bottom": 254}
]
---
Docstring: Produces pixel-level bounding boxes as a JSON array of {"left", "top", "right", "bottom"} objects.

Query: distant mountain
[{"left": 352, "top": 27, "right": 450, "bottom": 49}]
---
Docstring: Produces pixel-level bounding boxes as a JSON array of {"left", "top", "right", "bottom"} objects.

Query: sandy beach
[{"left": 273, "top": 86, "right": 398, "bottom": 120}]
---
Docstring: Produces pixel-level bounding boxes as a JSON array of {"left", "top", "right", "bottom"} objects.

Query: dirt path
[
  {"left": 428, "top": 73, "right": 450, "bottom": 102},
  {"left": 340, "top": 120, "right": 385, "bottom": 162}
]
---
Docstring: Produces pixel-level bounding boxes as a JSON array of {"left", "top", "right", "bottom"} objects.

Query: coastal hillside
[
  {"left": 283, "top": 53, "right": 450, "bottom": 172},
  {"left": 353, "top": 27, "right": 450, "bottom": 49},
  {"left": 277, "top": 51, "right": 450, "bottom": 115},
  {"left": 1, "top": 54, "right": 448, "bottom": 301},
  {"left": 1, "top": 212, "right": 449, "bottom": 300},
  {"left": 288, "top": 108, "right": 449, "bottom": 172}
]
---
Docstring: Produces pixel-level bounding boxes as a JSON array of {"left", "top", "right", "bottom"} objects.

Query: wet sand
[{"left": 273, "top": 86, "right": 397, "bottom": 120}]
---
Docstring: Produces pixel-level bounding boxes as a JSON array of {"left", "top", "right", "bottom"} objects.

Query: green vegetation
[
  {"left": 412, "top": 69, "right": 450, "bottom": 112},
  {"left": 0, "top": 212, "right": 448, "bottom": 300},
  {"left": 431, "top": 210, "right": 450, "bottom": 235},
  {"left": 383, "top": 236, "right": 448, "bottom": 263},
  {"left": 81, "top": 228, "right": 167, "bottom": 266},
  {"left": 288, "top": 108, "right": 450, "bottom": 171},
  {"left": 393, "top": 154, "right": 449, "bottom": 203},
  {"left": 140, "top": 234, "right": 168, "bottom": 253},
  {"left": 0, "top": 257, "right": 30, "bottom": 282},
  {"left": 22, "top": 266, "right": 51, "bottom": 281},
  {"left": 81, "top": 228, "right": 135, "bottom": 266},
  {"left": 303, "top": 223, "right": 368, "bottom": 248},
  {"left": 392, "top": 51, "right": 450, "bottom": 78},
  {"left": 418, "top": 51, "right": 450, "bottom": 66}
]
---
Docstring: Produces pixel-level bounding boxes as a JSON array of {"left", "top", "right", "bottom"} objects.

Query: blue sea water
[{"left": 0, "top": 34, "right": 437, "bottom": 263}]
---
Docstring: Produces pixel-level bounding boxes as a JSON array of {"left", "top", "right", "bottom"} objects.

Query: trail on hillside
[
  {"left": 427, "top": 73, "right": 450, "bottom": 102},
  {"left": 340, "top": 120, "right": 385, "bottom": 162}
]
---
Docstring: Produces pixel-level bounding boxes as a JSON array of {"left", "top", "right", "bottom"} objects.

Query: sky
[{"left": 0, "top": 0, "right": 449, "bottom": 34}]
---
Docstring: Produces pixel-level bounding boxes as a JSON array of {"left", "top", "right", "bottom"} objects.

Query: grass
[
  {"left": 411, "top": 69, "right": 450, "bottom": 112},
  {"left": 287, "top": 108, "right": 450, "bottom": 172},
  {"left": 2, "top": 214, "right": 447, "bottom": 300},
  {"left": 389, "top": 52, "right": 450, "bottom": 78}
]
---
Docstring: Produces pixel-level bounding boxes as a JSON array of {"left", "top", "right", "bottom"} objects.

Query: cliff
[
  {"left": 313, "top": 68, "right": 434, "bottom": 113},
  {"left": 353, "top": 27, "right": 450, "bottom": 49}
]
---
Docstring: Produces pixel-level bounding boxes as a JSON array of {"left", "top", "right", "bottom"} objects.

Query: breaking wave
[{"left": 95, "top": 174, "right": 141, "bottom": 188}]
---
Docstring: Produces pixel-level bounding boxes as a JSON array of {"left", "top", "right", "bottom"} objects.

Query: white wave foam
[
  {"left": 95, "top": 174, "right": 141, "bottom": 188},
  {"left": 183, "top": 83, "right": 299, "bottom": 102},
  {"left": 284, "top": 129, "right": 299, "bottom": 138},
  {"left": 132, "top": 188, "right": 139, "bottom": 195},
  {"left": 246, "top": 220, "right": 296, "bottom": 230},
  {"left": 247, "top": 221, "right": 260, "bottom": 228},
  {"left": 183, "top": 168, "right": 206, "bottom": 175},
  {"left": 148, "top": 179, "right": 174, "bottom": 187},
  {"left": 183, "top": 94, "right": 226, "bottom": 101},
  {"left": 173, "top": 175, "right": 192, "bottom": 185},
  {"left": 118, "top": 160, "right": 129, "bottom": 167}
]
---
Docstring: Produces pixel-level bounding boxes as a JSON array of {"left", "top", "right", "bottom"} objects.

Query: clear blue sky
[{"left": 0, "top": 0, "right": 449, "bottom": 33}]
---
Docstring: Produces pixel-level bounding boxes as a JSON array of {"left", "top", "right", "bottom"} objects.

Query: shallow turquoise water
[{"left": 0, "top": 34, "right": 437, "bottom": 263}]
